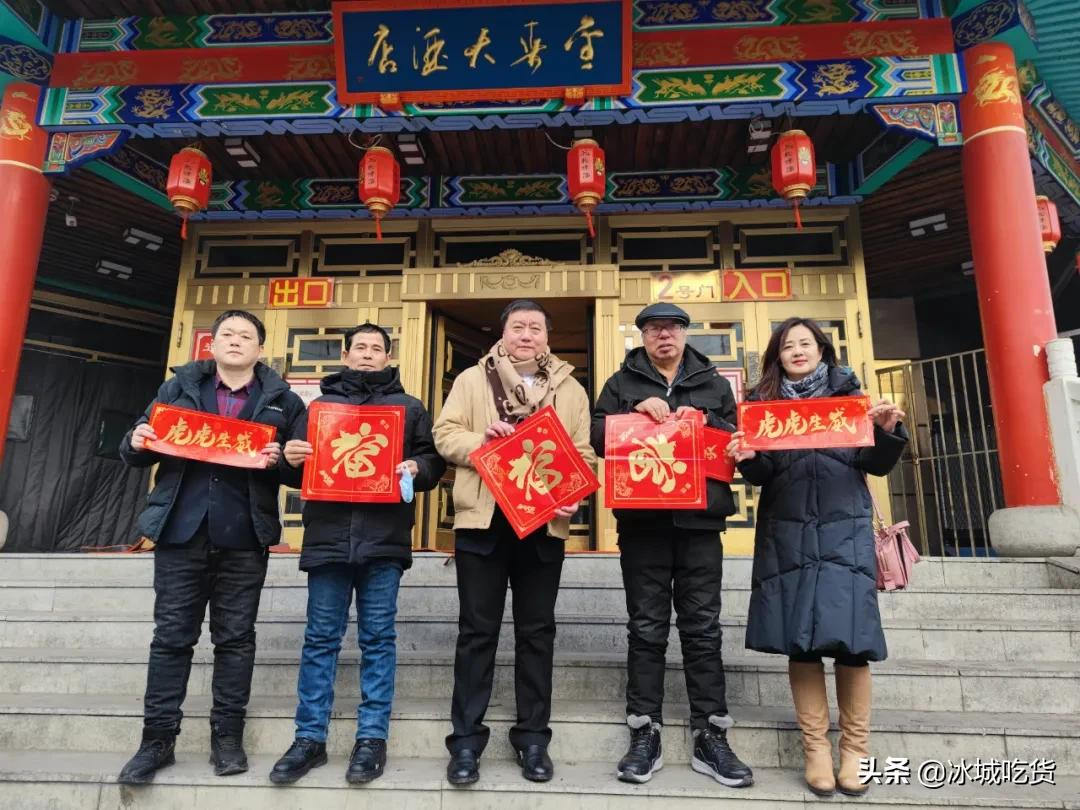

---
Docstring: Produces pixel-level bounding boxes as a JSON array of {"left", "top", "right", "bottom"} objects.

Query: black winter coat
[
  {"left": 118, "top": 360, "right": 306, "bottom": 546},
  {"left": 280, "top": 367, "right": 446, "bottom": 572},
  {"left": 591, "top": 345, "right": 738, "bottom": 533},
  {"left": 737, "top": 366, "right": 908, "bottom": 661}
]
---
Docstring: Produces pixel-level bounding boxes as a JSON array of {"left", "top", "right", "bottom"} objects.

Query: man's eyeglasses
[{"left": 641, "top": 322, "right": 686, "bottom": 338}]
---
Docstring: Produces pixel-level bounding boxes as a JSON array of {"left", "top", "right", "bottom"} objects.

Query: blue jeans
[{"left": 294, "top": 561, "right": 402, "bottom": 742}]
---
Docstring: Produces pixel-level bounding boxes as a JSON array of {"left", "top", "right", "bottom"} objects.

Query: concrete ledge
[
  {"left": 990, "top": 506, "right": 1080, "bottom": 557},
  {"left": 0, "top": 752, "right": 1077, "bottom": 810}
]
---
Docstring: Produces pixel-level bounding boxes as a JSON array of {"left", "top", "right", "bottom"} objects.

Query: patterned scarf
[
  {"left": 779, "top": 361, "right": 831, "bottom": 400},
  {"left": 482, "top": 340, "right": 555, "bottom": 423}
]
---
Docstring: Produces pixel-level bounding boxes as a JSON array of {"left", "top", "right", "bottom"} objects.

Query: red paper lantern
[
  {"left": 568, "top": 138, "right": 605, "bottom": 238},
  {"left": 771, "top": 130, "right": 816, "bottom": 230},
  {"left": 1036, "top": 195, "right": 1061, "bottom": 254},
  {"left": 359, "top": 146, "right": 400, "bottom": 241},
  {"left": 166, "top": 146, "right": 212, "bottom": 240}
]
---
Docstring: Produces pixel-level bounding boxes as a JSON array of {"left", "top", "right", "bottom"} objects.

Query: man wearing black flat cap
[{"left": 591, "top": 302, "right": 752, "bottom": 789}]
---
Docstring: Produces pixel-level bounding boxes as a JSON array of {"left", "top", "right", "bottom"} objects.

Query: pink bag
[{"left": 867, "top": 479, "right": 921, "bottom": 591}]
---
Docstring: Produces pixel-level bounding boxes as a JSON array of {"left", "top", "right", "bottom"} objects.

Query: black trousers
[
  {"left": 446, "top": 510, "right": 564, "bottom": 754},
  {"left": 619, "top": 528, "right": 728, "bottom": 731},
  {"left": 143, "top": 526, "right": 268, "bottom": 734}
]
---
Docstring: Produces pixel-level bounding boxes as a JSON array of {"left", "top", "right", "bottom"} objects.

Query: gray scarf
[{"left": 779, "top": 362, "right": 830, "bottom": 400}]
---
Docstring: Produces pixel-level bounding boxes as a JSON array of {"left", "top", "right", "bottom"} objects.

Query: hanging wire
[
  {"left": 347, "top": 132, "right": 383, "bottom": 152},
  {"left": 544, "top": 131, "right": 573, "bottom": 151}
]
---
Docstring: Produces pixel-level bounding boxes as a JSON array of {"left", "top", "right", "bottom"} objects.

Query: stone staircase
[{"left": 1, "top": 552, "right": 1078, "bottom": 809}]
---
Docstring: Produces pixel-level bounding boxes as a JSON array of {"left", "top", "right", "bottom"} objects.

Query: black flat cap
[{"left": 635, "top": 302, "right": 691, "bottom": 330}]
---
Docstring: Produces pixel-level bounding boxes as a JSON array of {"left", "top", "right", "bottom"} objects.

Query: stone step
[
  {"left": 1, "top": 606, "right": 1077, "bottom": 662},
  {"left": 0, "top": 553, "right": 1072, "bottom": 590},
  {"left": 0, "top": 751, "right": 1074, "bottom": 810},
  {"left": 2, "top": 581, "right": 1078, "bottom": 623},
  {"left": 0, "top": 648, "right": 1074, "bottom": 715},
  {"left": 0, "top": 694, "right": 1076, "bottom": 775}
]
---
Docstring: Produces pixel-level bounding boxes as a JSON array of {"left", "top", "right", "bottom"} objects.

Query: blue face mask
[{"left": 398, "top": 468, "right": 414, "bottom": 503}]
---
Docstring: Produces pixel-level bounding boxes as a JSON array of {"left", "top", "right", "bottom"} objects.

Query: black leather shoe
[
  {"left": 117, "top": 731, "right": 176, "bottom": 785},
  {"left": 210, "top": 724, "right": 248, "bottom": 776},
  {"left": 447, "top": 748, "right": 480, "bottom": 785},
  {"left": 269, "top": 738, "right": 328, "bottom": 785},
  {"left": 517, "top": 744, "right": 554, "bottom": 782},
  {"left": 347, "top": 738, "right": 387, "bottom": 784}
]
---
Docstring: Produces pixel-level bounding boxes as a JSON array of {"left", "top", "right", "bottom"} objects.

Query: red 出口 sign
[
  {"left": 269, "top": 278, "right": 334, "bottom": 309},
  {"left": 302, "top": 402, "right": 406, "bottom": 503},
  {"left": 470, "top": 406, "right": 599, "bottom": 540},
  {"left": 739, "top": 396, "right": 874, "bottom": 451},
  {"left": 146, "top": 404, "right": 275, "bottom": 469}
]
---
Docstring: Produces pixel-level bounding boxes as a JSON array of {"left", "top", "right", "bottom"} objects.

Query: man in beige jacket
[{"left": 433, "top": 299, "right": 595, "bottom": 786}]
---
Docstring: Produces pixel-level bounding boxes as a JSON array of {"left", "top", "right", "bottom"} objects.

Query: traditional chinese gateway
[{"left": 0, "top": 0, "right": 1079, "bottom": 805}]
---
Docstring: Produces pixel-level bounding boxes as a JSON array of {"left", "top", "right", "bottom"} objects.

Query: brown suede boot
[
  {"left": 835, "top": 664, "right": 872, "bottom": 796},
  {"left": 788, "top": 660, "right": 836, "bottom": 796}
]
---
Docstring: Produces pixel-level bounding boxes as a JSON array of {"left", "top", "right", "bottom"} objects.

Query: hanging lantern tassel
[
  {"left": 1036, "top": 195, "right": 1061, "bottom": 254},
  {"left": 568, "top": 139, "right": 605, "bottom": 239},
  {"left": 771, "top": 130, "right": 815, "bottom": 231},
  {"left": 359, "top": 146, "right": 401, "bottom": 242},
  {"left": 166, "top": 146, "right": 212, "bottom": 241}
]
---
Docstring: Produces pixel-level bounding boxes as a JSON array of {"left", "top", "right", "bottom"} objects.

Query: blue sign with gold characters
[{"left": 333, "top": 0, "right": 630, "bottom": 106}]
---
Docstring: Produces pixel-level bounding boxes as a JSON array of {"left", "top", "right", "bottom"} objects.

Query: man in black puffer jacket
[
  {"left": 269, "top": 322, "right": 445, "bottom": 787},
  {"left": 117, "top": 310, "right": 305, "bottom": 785},
  {"left": 591, "top": 302, "right": 752, "bottom": 789}
]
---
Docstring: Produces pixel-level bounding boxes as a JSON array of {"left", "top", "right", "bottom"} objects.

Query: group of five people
[{"left": 116, "top": 298, "right": 906, "bottom": 799}]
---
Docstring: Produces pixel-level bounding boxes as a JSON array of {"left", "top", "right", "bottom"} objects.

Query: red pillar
[
  {"left": 0, "top": 83, "right": 51, "bottom": 465},
  {"left": 960, "top": 43, "right": 1059, "bottom": 507}
]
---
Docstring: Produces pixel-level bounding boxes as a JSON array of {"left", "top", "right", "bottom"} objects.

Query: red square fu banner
[
  {"left": 739, "top": 395, "right": 874, "bottom": 451},
  {"left": 703, "top": 427, "right": 736, "bottom": 483},
  {"left": 469, "top": 405, "right": 599, "bottom": 540},
  {"left": 603, "top": 413, "right": 706, "bottom": 510},
  {"left": 147, "top": 403, "right": 275, "bottom": 470},
  {"left": 302, "top": 402, "right": 406, "bottom": 503}
]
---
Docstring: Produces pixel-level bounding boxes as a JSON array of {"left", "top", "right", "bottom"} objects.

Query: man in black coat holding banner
[
  {"left": 590, "top": 302, "right": 752, "bottom": 788},
  {"left": 117, "top": 309, "right": 305, "bottom": 784},
  {"left": 269, "top": 322, "right": 444, "bottom": 785}
]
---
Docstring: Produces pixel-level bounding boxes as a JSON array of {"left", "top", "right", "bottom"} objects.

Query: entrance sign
[
  {"left": 722, "top": 269, "right": 792, "bottom": 301},
  {"left": 146, "top": 403, "right": 276, "bottom": 469},
  {"left": 739, "top": 395, "right": 874, "bottom": 451},
  {"left": 603, "top": 413, "right": 706, "bottom": 510},
  {"left": 302, "top": 403, "right": 406, "bottom": 503},
  {"left": 333, "top": 0, "right": 631, "bottom": 106},
  {"left": 469, "top": 405, "right": 599, "bottom": 539}
]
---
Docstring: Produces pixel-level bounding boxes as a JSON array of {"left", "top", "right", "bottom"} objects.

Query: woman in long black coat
[{"left": 726, "top": 317, "right": 907, "bottom": 799}]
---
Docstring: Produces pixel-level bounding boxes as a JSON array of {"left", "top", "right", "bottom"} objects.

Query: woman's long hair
[{"left": 750, "top": 317, "right": 839, "bottom": 401}]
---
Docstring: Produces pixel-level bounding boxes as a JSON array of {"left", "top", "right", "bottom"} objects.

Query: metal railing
[{"left": 876, "top": 350, "right": 1004, "bottom": 557}]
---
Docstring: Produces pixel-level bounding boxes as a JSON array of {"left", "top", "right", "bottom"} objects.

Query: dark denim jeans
[
  {"left": 294, "top": 560, "right": 403, "bottom": 742},
  {"left": 143, "top": 527, "right": 268, "bottom": 734}
]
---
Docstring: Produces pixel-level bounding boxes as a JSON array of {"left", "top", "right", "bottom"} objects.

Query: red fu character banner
[
  {"left": 470, "top": 406, "right": 599, "bottom": 540},
  {"left": 703, "top": 427, "right": 736, "bottom": 483},
  {"left": 739, "top": 395, "right": 874, "bottom": 451},
  {"left": 147, "top": 404, "right": 275, "bottom": 469},
  {"left": 604, "top": 413, "right": 706, "bottom": 510},
  {"left": 302, "top": 403, "right": 406, "bottom": 503}
]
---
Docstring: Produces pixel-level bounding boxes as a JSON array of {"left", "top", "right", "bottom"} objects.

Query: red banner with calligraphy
[
  {"left": 739, "top": 396, "right": 873, "bottom": 452},
  {"left": 703, "top": 427, "right": 735, "bottom": 483},
  {"left": 632, "top": 18, "right": 954, "bottom": 69},
  {"left": 146, "top": 403, "right": 275, "bottom": 469},
  {"left": 603, "top": 413, "right": 706, "bottom": 510},
  {"left": 302, "top": 402, "right": 406, "bottom": 503},
  {"left": 722, "top": 269, "right": 792, "bottom": 301},
  {"left": 469, "top": 405, "right": 599, "bottom": 540},
  {"left": 269, "top": 278, "right": 334, "bottom": 309}
]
